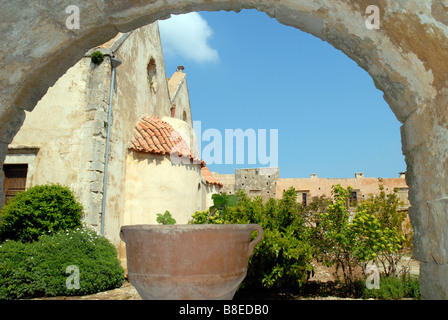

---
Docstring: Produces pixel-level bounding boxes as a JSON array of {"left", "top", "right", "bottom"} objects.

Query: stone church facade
[{"left": 3, "top": 22, "right": 222, "bottom": 258}]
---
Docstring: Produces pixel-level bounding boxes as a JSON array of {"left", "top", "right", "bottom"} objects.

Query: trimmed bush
[
  {"left": 0, "top": 226, "right": 124, "bottom": 299},
  {"left": 0, "top": 184, "right": 84, "bottom": 243},
  {"left": 361, "top": 275, "right": 421, "bottom": 300}
]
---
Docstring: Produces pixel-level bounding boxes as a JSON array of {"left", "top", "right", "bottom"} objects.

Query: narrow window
[
  {"left": 350, "top": 191, "right": 358, "bottom": 206},
  {"left": 147, "top": 57, "right": 157, "bottom": 93}
]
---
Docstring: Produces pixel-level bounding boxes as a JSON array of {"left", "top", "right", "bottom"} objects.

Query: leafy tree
[
  {"left": 350, "top": 209, "right": 401, "bottom": 274},
  {"left": 313, "top": 183, "right": 412, "bottom": 295},
  {"left": 304, "top": 195, "right": 331, "bottom": 227},
  {"left": 313, "top": 184, "right": 360, "bottom": 294},
  {"left": 358, "top": 180, "right": 409, "bottom": 276},
  {"left": 247, "top": 188, "right": 313, "bottom": 289}
]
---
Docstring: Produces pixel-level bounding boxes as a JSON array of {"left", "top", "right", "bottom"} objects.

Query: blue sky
[{"left": 158, "top": 9, "right": 406, "bottom": 179}]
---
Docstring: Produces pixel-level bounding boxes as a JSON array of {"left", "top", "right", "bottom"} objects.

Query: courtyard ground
[{"left": 32, "top": 256, "right": 420, "bottom": 300}]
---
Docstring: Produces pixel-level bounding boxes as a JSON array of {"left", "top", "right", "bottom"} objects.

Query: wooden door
[{"left": 3, "top": 164, "right": 28, "bottom": 205}]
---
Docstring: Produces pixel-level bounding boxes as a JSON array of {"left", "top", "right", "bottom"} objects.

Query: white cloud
[{"left": 158, "top": 12, "right": 219, "bottom": 63}]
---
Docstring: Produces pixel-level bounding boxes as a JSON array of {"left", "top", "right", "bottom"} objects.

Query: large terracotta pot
[{"left": 120, "top": 224, "right": 263, "bottom": 300}]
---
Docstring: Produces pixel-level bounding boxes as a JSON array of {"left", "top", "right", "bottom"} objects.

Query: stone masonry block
[
  {"left": 409, "top": 198, "right": 448, "bottom": 264},
  {"left": 404, "top": 140, "right": 448, "bottom": 205},
  {"left": 420, "top": 262, "right": 448, "bottom": 300},
  {"left": 89, "top": 160, "right": 105, "bottom": 172}
]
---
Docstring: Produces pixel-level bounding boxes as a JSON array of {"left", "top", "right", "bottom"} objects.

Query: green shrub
[
  {"left": 190, "top": 188, "right": 313, "bottom": 290},
  {"left": 190, "top": 209, "right": 224, "bottom": 224},
  {"left": 361, "top": 275, "right": 421, "bottom": 300},
  {"left": 0, "top": 226, "right": 124, "bottom": 299},
  {"left": 90, "top": 51, "right": 104, "bottom": 65},
  {"left": 0, "top": 184, "right": 84, "bottom": 243},
  {"left": 403, "top": 275, "right": 422, "bottom": 299},
  {"left": 364, "top": 276, "right": 404, "bottom": 300}
]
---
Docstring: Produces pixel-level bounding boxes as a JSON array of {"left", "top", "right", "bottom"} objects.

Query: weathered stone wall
[
  {"left": 7, "top": 50, "right": 111, "bottom": 229},
  {"left": 123, "top": 152, "right": 203, "bottom": 226},
  {"left": 1, "top": 0, "right": 448, "bottom": 299},
  {"left": 277, "top": 174, "right": 409, "bottom": 205},
  {"left": 218, "top": 170, "right": 409, "bottom": 205},
  {"left": 212, "top": 172, "right": 236, "bottom": 195},
  {"left": 5, "top": 23, "right": 171, "bottom": 246},
  {"left": 168, "top": 69, "right": 194, "bottom": 126},
  {"left": 102, "top": 22, "right": 172, "bottom": 247},
  {"left": 234, "top": 168, "right": 279, "bottom": 201}
]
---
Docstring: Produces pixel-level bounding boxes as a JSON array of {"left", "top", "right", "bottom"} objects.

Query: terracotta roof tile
[
  {"left": 130, "top": 115, "right": 204, "bottom": 165},
  {"left": 201, "top": 166, "right": 223, "bottom": 188},
  {"left": 129, "top": 116, "right": 223, "bottom": 188},
  {"left": 130, "top": 116, "right": 222, "bottom": 188}
]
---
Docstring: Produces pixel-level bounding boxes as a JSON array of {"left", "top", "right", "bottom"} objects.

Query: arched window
[
  {"left": 147, "top": 57, "right": 156, "bottom": 93},
  {"left": 182, "top": 110, "right": 187, "bottom": 121}
]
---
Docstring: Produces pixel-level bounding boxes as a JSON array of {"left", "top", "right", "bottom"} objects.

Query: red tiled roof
[
  {"left": 130, "top": 116, "right": 222, "bottom": 188},
  {"left": 130, "top": 115, "right": 203, "bottom": 164},
  {"left": 201, "top": 166, "right": 223, "bottom": 188}
]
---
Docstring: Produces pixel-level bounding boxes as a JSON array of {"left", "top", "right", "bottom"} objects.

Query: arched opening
[
  {"left": 162, "top": 10, "right": 405, "bottom": 179},
  {"left": 147, "top": 57, "right": 157, "bottom": 93},
  {"left": 1, "top": 1, "right": 447, "bottom": 299}
]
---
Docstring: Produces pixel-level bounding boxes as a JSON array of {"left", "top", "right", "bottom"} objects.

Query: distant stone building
[
  {"left": 214, "top": 169, "right": 409, "bottom": 208},
  {"left": 214, "top": 167, "right": 279, "bottom": 202}
]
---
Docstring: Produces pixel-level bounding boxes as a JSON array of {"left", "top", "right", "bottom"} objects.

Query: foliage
[
  {"left": 311, "top": 184, "right": 361, "bottom": 294},
  {"left": 358, "top": 180, "right": 409, "bottom": 276},
  {"left": 90, "top": 51, "right": 104, "bottom": 65},
  {"left": 156, "top": 211, "right": 176, "bottom": 225},
  {"left": 0, "top": 184, "right": 84, "bottom": 243},
  {"left": 0, "top": 226, "right": 124, "bottom": 299},
  {"left": 304, "top": 195, "right": 331, "bottom": 227},
  {"left": 206, "top": 193, "right": 238, "bottom": 223},
  {"left": 312, "top": 183, "right": 413, "bottom": 295},
  {"left": 190, "top": 188, "right": 314, "bottom": 290},
  {"left": 190, "top": 193, "right": 238, "bottom": 224},
  {"left": 361, "top": 275, "right": 421, "bottom": 300},
  {"left": 190, "top": 209, "right": 224, "bottom": 224},
  {"left": 191, "top": 183, "right": 414, "bottom": 297}
]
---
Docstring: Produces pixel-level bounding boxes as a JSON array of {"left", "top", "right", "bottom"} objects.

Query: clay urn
[{"left": 120, "top": 224, "right": 263, "bottom": 300}]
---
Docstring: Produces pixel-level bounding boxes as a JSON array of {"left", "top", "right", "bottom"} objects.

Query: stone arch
[{"left": 1, "top": 0, "right": 448, "bottom": 299}]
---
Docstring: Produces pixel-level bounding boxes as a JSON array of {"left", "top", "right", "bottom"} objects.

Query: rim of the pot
[{"left": 120, "top": 223, "right": 259, "bottom": 231}]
